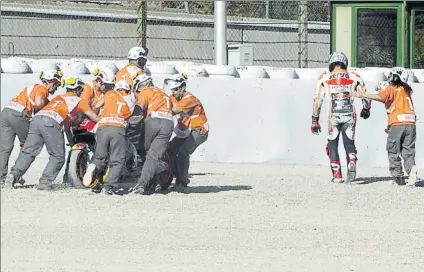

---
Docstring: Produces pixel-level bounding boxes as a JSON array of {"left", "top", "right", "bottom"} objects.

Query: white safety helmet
[
  {"left": 164, "top": 73, "right": 187, "bottom": 91},
  {"left": 134, "top": 74, "right": 153, "bottom": 92},
  {"left": 164, "top": 73, "right": 188, "bottom": 99},
  {"left": 39, "top": 69, "right": 63, "bottom": 84},
  {"left": 328, "top": 52, "right": 348, "bottom": 72},
  {"left": 114, "top": 80, "right": 131, "bottom": 92},
  {"left": 95, "top": 67, "right": 115, "bottom": 84},
  {"left": 388, "top": 67, "right": 409, "bottom": 84},
  {"left": 127, "top": 46, "right": 148, "bottom": 60}
]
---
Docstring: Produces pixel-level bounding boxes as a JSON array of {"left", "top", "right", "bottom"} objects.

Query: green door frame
[
  {"left": 410, "top": 9, "right": 424, "bottom": 68},
  {"left": 331, "top": 2, "right": 405, "bottom": 67},
  {"left": 351, "top": 2, "right": 404, "bottom": 67}
]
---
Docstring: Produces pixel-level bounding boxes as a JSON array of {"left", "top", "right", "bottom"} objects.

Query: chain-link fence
[
  {"left": 1, "top": 1, "right": 141, "bottom": 59},
  {"left": 414, "top": 10, "right": 424, "bottom": 69},
  {"left": 356, "top": 8, "right": 398, "bottom": 68},
  {"left": 1, "top": 1, "right": 331, "bottom": 68}
]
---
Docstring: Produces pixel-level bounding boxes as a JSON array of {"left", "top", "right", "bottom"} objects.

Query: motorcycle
[{"left": 63, "top": 117, "right": 174, "bottom": 192}]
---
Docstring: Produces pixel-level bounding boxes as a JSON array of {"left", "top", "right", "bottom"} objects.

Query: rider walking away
[{"left": 311, "top": 52, "right": 371, "bottom": 183}]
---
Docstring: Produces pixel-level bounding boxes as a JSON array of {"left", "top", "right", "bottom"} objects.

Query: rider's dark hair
[{"left": 329, "top": 62, "right": 347, "bottom": 72}]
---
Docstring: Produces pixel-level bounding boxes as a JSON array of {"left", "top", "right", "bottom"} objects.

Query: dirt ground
[{"left": 1, "top": 160, "right": 423, "bottom": 272}]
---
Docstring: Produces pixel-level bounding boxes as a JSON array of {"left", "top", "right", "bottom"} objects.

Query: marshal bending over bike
[
  {"left": 82, "top": 80, "right": 136, "bottom": 195},
  {"left": 310, "top": 52, "right": 371, "bottom": 183},
  {"left": 63, "top": 77, "right": 173, "bottom": 194}
]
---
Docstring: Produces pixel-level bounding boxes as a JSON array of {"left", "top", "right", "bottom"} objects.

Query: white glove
[{"left": 376, "top": 81, "right": 389, "bottom": 92}]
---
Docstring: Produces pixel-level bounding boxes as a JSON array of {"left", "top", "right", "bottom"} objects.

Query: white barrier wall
[{"left": 1, "top": 73, "right": 423, "bottom": 169}]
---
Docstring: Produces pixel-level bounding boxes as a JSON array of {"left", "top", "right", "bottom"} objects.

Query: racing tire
[{"left": 66, "top": 149, "right": 90, "bottom": 189}]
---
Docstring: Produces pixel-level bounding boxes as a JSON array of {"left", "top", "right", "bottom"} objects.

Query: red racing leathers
[{"left": 311, "top": 68, "right": 371, "bottom": 182}]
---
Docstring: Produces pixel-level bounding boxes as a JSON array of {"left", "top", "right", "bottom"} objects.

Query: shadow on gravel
[
  {"left": 12, "top": 184, "right": 38, "bottom": 189},
  {"left": 188, "top": 173, "right": 225, "bottom": 177},
  {"left": 10, "top": 184, "right": 72, "bottom": 191},
  {"left": 354, "top": 176, "right": 394, "bottom": 185},
  {"left": 186, "top": 185, "right": 252, "bottom": 194},
  {"left": 108, "top": 185, "right": 253, "bottom": 196},
  {"left": 415, "top": 179, "right": 424, "bottom": 187},
  {"left": 83, "top": 184, "right": 253, "bottom": 196},
  {"left": 354, "top": 177, "right": 424, "bottom": 187}
]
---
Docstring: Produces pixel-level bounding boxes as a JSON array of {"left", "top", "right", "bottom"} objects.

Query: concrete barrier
[
  {"left": 59, "top": 60, "right": 90, "bottom": 75},
  {"left": 1, "top": 73, "right": 423, "bottom": 169},
  {"left": 2, "top": 57, "right": 424, "bottom": 81},
  {"left": 202, "top": 65, "right": 238, "bottom": 78},
  {"left": 27, "top": 58, "right": 59, "bottom": 73},
  {"left": 236, "top": 66, "right": 269, "bottom": 79},
  {"left": 147, "top": 63, "right": 178, "bottom": 77},
  {"left": 1, "top": 57, "right": 30, "bottom": 73},
  {"left": 264, "top": 67, "right": 298, "bottom": 79}
]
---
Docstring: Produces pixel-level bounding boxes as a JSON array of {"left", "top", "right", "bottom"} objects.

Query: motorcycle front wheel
[{"left": 65, "top": 149, "right": 90, "bottom": 189}]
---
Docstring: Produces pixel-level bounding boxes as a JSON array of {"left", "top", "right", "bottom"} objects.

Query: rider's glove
[
  {"left": 311, "top": 116, "right": 321, "bottom": 135},
  {"left": 360, "top": 108, "right": 370, "bottom": 119}
]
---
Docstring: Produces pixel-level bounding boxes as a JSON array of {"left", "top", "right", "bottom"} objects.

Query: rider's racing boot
[
  {"left": 330, "top": 161, "right": 343, "bottom": 183},
  {"left": 346, "top": 153, "right": 357, "bottom": 183}
]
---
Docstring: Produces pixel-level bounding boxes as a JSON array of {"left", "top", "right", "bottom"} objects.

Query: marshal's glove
[
  {"left": 310, "top": 116, "right": 321, "bottom": 135},
  {"left": 360, "top": 108, "right": 370, "bottom": 119}
]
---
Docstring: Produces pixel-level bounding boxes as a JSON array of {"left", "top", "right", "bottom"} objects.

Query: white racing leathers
[{"left": 312, "top": 70, "right": 371, "bottom": 179}]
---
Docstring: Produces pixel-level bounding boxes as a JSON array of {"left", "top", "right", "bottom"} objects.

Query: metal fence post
[
  {"left": 214, "top": 1, "right": 227, "bottom": 65},
  {"left": 265, "top": 1, "right": 270, "bottom": 19},
  {"left": 298, "top": 1, "right": 308, "bottom": 68},
  {"left": 137, "top": 1, "right": 147, "bottom": 48}
]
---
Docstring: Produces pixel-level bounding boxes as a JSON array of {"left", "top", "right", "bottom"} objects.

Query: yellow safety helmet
[{"left": 64, "top": 76, "right": 84, "bottom": 89}]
